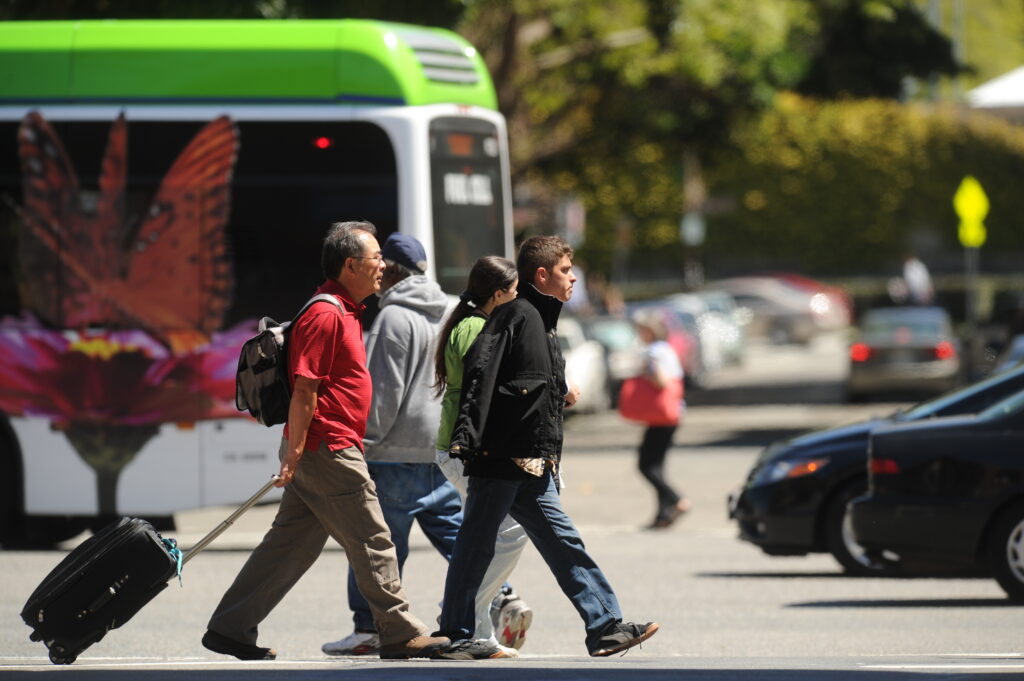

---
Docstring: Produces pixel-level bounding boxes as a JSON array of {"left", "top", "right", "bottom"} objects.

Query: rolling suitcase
[{"left": 21, "top": 476, "right": 278, "bottom": 665}]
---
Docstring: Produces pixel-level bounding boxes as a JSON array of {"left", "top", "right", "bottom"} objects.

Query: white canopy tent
[{"left": 967, "top": 66, "right": 1024, "bottom": 122}]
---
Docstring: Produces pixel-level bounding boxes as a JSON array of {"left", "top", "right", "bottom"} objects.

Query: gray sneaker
[
  {"left": 436, "top": 638, "right": 512, "bottom": 660},
  {"left": 589, "top": 621, "right": 660, "bottom": 657},
  {"left": 321, "top": 630, "right": 379, "bottom": 656}
]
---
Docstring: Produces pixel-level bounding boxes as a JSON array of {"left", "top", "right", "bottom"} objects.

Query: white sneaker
[
  {"left": 494, "top": 643, "right": 520, "bottom": 658},
  {"left": 321, "top": 630, "right": 380, "bottom": 656},
  {"left": 495, "top": 596, "right": 533, "bottom": 650}
]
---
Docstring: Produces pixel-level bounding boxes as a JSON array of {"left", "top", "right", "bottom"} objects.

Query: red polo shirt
[{"left": 284, "top": 279, "right": 370, "bottom": 453}]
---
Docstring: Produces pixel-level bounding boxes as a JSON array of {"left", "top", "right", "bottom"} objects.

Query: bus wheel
[
  {"left": 27, "top": 516, "right": 89, "bottom": 547},
  {"left": 4, "top": 516, "right": 88, "bottom": 549},
  {"left": 0, "top": 418, "right": 87, "bottom": 548},
  {"left": 0, "top": 427, "right": 24, "bottom": 548}
]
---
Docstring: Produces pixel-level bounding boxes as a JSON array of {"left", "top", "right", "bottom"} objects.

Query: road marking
[
  {"left": 0, "top": 659, "right": 361, "bottom": 670},
  {"left": 862, "top": 664, "right": 1024, "bottom": 671}
]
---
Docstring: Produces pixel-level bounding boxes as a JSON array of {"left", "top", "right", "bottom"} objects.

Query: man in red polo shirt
[{"left": 203, "top": 221, "right": 449, "bottom": 661}]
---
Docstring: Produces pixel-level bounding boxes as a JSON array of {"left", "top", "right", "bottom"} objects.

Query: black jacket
[{"left": 449, "top": 283, "right": 567, "bottom": 464}]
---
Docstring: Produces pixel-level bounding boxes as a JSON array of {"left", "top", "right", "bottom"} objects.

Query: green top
[
  {"left": 435, "top": 313, "right": 486, "bottom": 450},
  {"left": 0, "top": 19, "right": 497, "bottom": 109}
]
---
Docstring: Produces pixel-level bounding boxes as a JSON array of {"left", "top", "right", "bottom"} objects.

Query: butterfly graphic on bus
[{"left": 14, "top": 111, "right": 239, "bottom": 353}]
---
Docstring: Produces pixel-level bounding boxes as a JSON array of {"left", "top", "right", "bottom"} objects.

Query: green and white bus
[{"left": 0, "top": 19, "right": 513, "bottom": 545}]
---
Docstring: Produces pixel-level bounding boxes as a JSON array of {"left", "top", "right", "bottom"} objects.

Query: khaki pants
[{"left": 207, "top": 441, "right": 427, "bottom": 647}]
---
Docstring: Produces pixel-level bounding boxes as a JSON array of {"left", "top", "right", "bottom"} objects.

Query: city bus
[{"left": 0, "top": 19, "right": 514, "bottom": 546}]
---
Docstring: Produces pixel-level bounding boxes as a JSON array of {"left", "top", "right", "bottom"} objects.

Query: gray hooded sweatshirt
[{"left": 363, "top": 274, "right": 452, "bottom": 463}]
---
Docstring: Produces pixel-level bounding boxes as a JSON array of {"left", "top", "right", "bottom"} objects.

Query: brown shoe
[{"left": 379, "top": 634, "right": 450, "bottom": 660}]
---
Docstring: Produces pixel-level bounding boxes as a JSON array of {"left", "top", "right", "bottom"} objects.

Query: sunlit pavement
[{"left": 4, "top": 330, "right": 1022, "bottom": 678}]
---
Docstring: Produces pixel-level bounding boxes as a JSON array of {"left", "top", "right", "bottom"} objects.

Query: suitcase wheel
[{"left": 48, "top": 645, "right": 77, "bottom": 665}]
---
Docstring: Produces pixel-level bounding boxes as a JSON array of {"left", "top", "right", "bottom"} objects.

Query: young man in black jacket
[{"left": 435, "top": 236, "right": 659, "bottom": 659}]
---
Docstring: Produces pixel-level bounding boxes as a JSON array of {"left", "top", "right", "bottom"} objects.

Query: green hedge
[{"left": 704, "top": 94, "right": 1024, "bottom": 275}]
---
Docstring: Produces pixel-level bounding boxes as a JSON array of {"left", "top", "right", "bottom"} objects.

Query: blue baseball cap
[{"left": 381, "top": 233, "right": 428, "bottom": 273}]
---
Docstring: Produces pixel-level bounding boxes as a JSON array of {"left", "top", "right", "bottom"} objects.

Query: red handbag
[{"left": 617, "top": 375, "right": 683, "bottom": 426}]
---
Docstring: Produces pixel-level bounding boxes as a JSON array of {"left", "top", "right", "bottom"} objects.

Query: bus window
[
  {"left": 429, "top": 116, "right": 506, "bottom": 293},
  {"left": 226, "top": 120, "right": 397, "bottom": 323},
  {"left": 0, "top": 119, "right": 398, "bottom": 326}
]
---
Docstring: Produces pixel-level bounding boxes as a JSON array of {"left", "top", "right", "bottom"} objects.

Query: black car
[
  {"left": 850, "top": 389, "right": 1024, "bottom": 600},
  {"left": 728, "top": 363, "right": 1024, "bottom": 575}
]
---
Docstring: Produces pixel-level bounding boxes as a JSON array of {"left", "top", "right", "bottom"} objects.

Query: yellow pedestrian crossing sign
[{"left": 953, "top": 175, "right": 989, "bottom": 248}]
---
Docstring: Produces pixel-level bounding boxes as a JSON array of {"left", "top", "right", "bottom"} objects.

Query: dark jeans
[
  {"left": 348, "top": 462, "right": 463, "bottom": 631},
  {"left": 438, "top": 469, "right": 623, "bottom": 653},
  {"left": 638, "top": 425, "right": 681, "bottom": 521}
]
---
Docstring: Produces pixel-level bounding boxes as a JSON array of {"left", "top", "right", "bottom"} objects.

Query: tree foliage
[
  {"left": 795, "top": 0, "right": 964, "bottom": 98},
  {"left": 454, "top": 0, "right": 972, "bottom": 277},
  {"left": 705, "top": 95, "right": 1024, "bottom": 275},
  {"left": 0, "top": 0, "right": 463, "bottom": 24}
]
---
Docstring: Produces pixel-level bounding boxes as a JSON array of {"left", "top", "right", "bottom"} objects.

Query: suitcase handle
[{"left": 181, "top": 475, "right": 280, "bottom": 566}]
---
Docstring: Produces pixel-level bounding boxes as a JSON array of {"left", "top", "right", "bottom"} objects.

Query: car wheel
[
  {"left": 844, "top": 388, "right": 866, "bottom": 404},
  {"left": 986, "top": 501, "right": 1024, "bottom": 602},
  {"left": 769, "top": 322, "right": 791, "bottom": 345},
  {"left": 824, "top": 480, "right": 901, "bottom": 576}
]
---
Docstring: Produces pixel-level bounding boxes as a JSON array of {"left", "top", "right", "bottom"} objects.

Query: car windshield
[
  {"left": 859, "top": 308, "right": 949, "bottom": 340},
  {"left": 898, "top": 366, "right": 1024, "bottom": 421},
  {"left": 978, "top": 388, "right": 1024, "bottom": 421}
]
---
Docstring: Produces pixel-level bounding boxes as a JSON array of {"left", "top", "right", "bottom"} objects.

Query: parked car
[
  {"left": 708, "top": 277, "right": 820, "bottom": 345},
  {"left": 626, "top": 302, "right": 705, "bottom": 387},
  {"left": 729, "top": 363, "right": 1024, "bottom": 575},
  {"left": 846, "top": 306, "right": 962, "bottom": 401},
  {"left": 558, "top": 315, "right": 610, "bottom": 414},
  {"left": 667, "top": 292, "right": 743, "bottom": 369},
  {"left": 768, "top": 272, "right": 853, "bottom": 331},
  {"left": 582, "top": 315, "right": 645, "bottom": 406},
  {"left": 693, "top": 289, "right": 746, "bottom": 365},
  {"left": 850, "top": 388, "right": 1024, "bottom": 600},
  {"left": 993, "top": 334, "right": 1024, "bottom": 375}
]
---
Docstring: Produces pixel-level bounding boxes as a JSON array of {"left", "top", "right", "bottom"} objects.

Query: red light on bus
[
  {"left": 447, "top": 133, "right": 473, "bottom": 157},
  {"left": 313, "top": 136, "right": 334, "bottom": 150},
  {"left": 850, "top": 343, "right": 872, "bottom": 362}
]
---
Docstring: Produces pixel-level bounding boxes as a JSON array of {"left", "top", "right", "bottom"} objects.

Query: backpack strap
[{"left": 292, "top": 293, "right": 343, "bottom": 325}]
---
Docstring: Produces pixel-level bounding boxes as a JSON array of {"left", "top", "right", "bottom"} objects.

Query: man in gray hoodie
[{"left": 320, "top": 233, "right": 475, "bottom": 656}]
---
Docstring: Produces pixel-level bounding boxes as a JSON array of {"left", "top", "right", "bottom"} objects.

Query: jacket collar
[{"left": 519, "top": 282, "right": 563, "bottom": 331}]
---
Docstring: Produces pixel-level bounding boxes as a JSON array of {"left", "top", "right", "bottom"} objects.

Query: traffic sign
[{"left": 954, "top": 175, "right": 989, "bottom": 248}]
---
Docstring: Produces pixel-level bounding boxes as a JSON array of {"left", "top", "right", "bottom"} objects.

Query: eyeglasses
[{"left": 352, "top": 253, "right": 384, "bottom": 262}]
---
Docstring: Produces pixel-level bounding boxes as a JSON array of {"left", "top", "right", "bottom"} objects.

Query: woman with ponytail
[{"left": 432, "top": 256, "right": 533, "bottom": 658}]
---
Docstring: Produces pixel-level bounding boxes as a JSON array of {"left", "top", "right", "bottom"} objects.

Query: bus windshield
[{"left": 430, "top": 117, "right": 507, "bottom": 293}]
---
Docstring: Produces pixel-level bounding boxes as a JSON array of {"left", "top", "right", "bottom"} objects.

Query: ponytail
[{"left": 433, "top": 255, "right": 517, "bottom": 397}]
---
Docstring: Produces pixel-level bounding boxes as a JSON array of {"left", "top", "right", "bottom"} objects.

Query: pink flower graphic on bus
[
  {"left": 3, "top": 111, "right": 245, "bottom": 517},
  {"left": 0, "top": 321, "right": 256, "bottom": 514}
]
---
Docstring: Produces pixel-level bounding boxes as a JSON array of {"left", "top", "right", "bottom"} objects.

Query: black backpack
[{"left": 235, "top": 294, "right": 342, "bottom": 426}]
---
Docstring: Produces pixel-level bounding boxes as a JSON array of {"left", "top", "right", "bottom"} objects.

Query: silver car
[{"left": 846, "top": 306, "right": 962, "bottom": 401}]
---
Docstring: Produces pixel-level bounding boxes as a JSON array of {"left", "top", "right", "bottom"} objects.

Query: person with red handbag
[{"left": 620, "top": 313, "right": 691, "bottom": 529}]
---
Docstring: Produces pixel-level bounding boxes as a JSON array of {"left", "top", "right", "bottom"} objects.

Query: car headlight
[{"left": 752, "top": 457, "right": 830, "bottom": 485}]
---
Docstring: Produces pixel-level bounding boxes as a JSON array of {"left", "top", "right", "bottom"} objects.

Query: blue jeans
[
  {"left": 436, "top": 450, "right": 528, "bottom": 643},
  {"left": 348, "top": 462, "right": 463, "bottom": 631},
  {"left": 438, "top": 469, "right": 623, "bottom": 652}
]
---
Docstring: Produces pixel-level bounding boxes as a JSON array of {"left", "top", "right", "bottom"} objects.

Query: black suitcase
[{"left": 21, "top": 476, "right": 278, "bottom": 665}]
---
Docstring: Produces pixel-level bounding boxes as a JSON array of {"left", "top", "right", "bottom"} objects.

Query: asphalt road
[{"left": 3, "top": 333, "right": 1023, "bottom": 678}]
